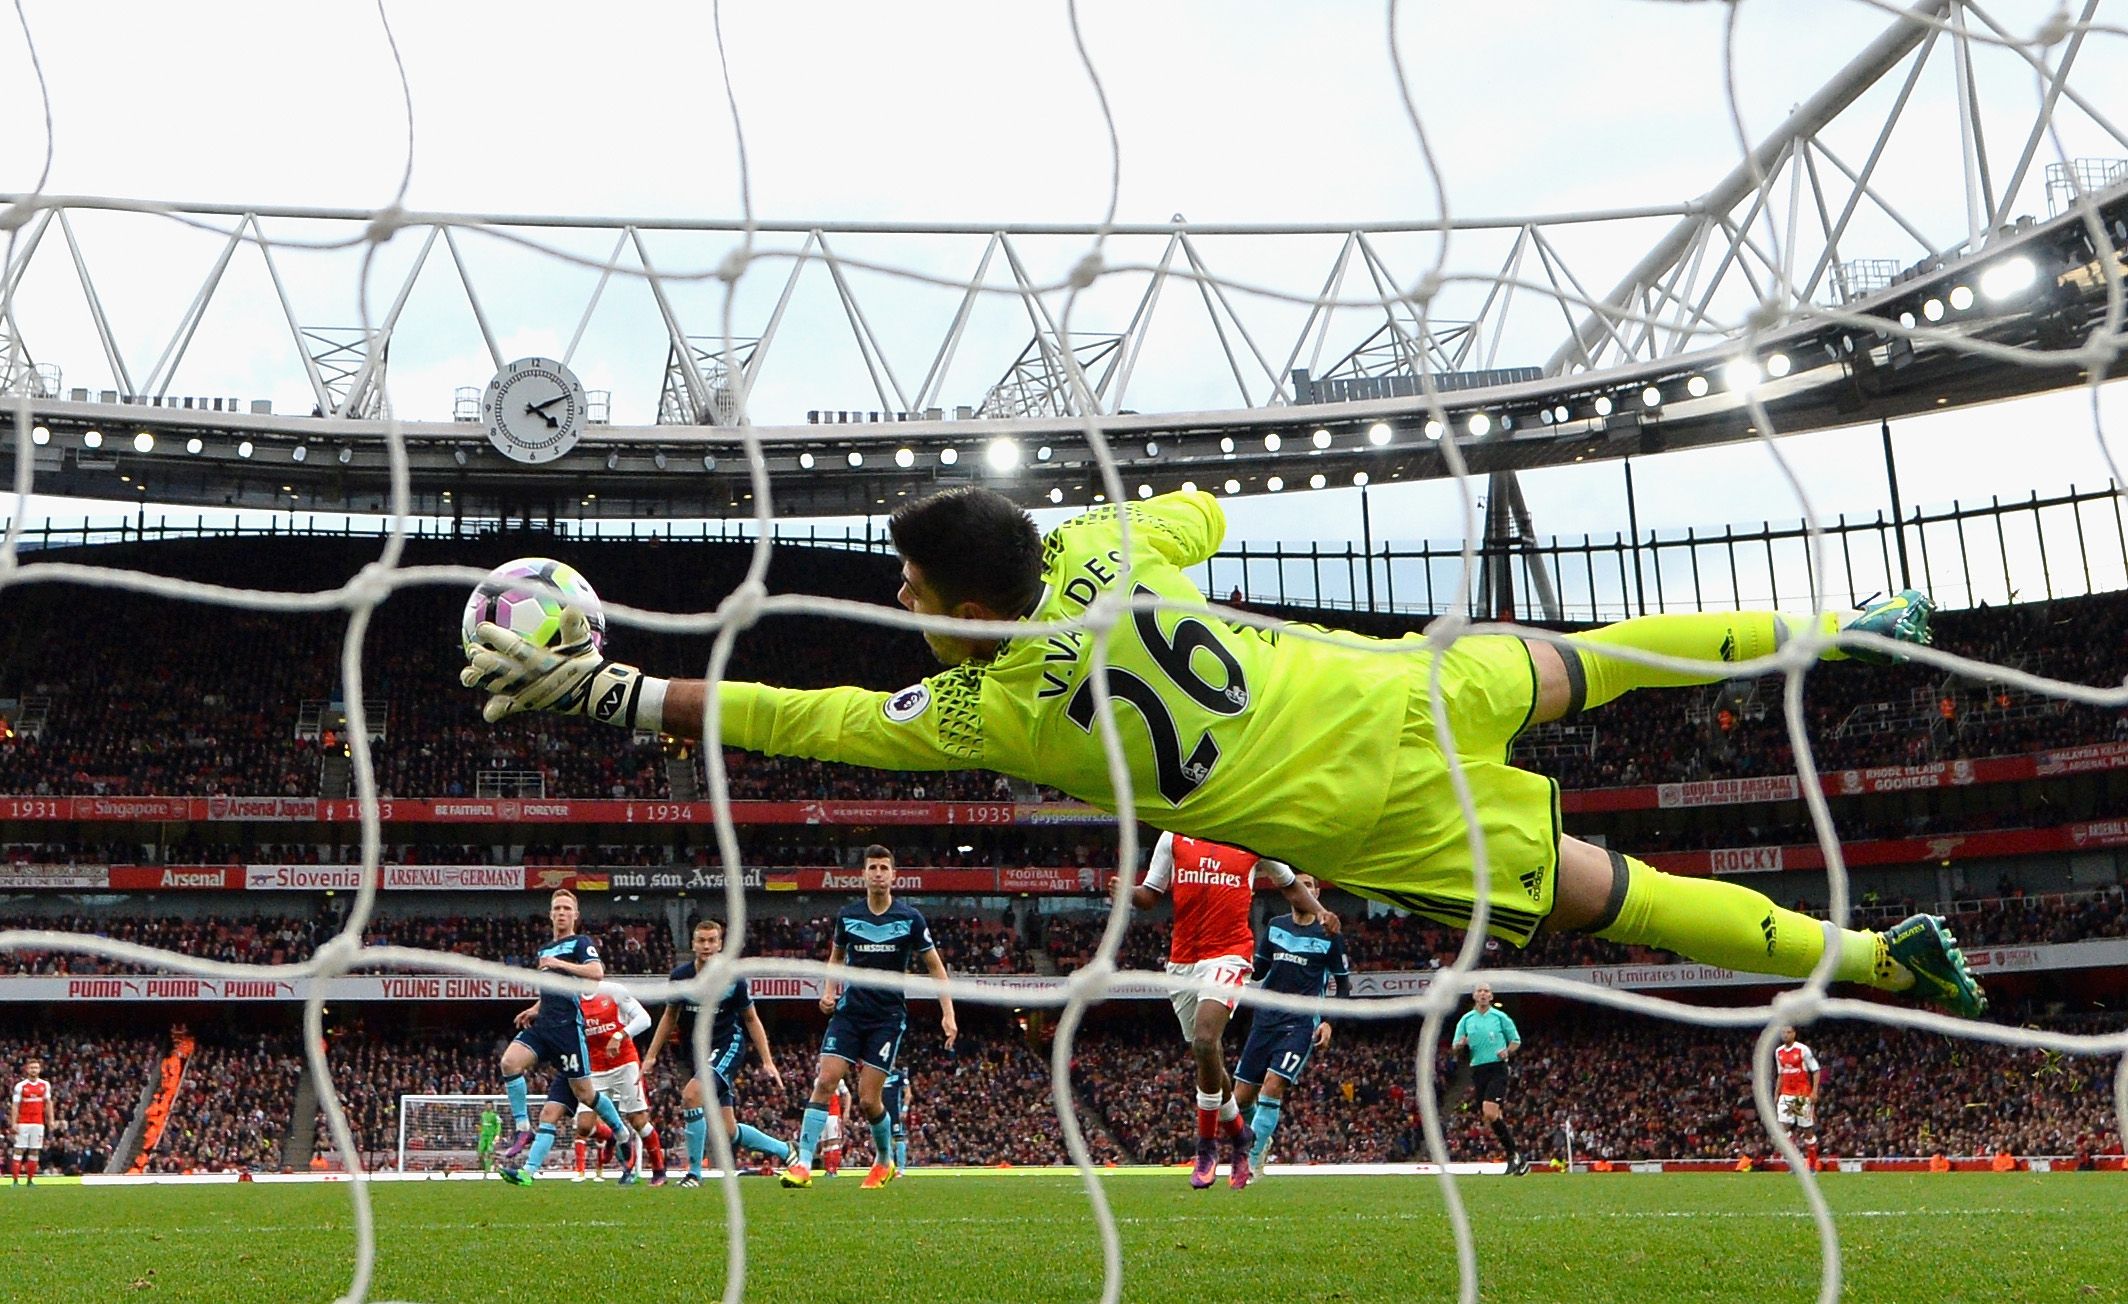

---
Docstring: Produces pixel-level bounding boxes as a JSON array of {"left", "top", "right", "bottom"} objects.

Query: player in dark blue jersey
[
  {"left": 497, "top": 889, "right": 629, "bottom": 1183},
  {"left": 782, "top": 845, "right": 957, "bottom": 1190},
  {"left": 642, "top": 917, "right": 789, "bottom": 1187},
  {"left": 1233, "top": 875, "right": 1351, "bottom": 1183}
]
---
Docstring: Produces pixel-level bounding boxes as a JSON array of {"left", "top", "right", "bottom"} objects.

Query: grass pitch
[{"left": 9, "top": 1171, "right": 2125, "bottom": 1303}]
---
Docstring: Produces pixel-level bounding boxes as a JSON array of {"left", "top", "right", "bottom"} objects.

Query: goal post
[{"left": 396, "top": 1094, "right": 512, "bottom": 1173}]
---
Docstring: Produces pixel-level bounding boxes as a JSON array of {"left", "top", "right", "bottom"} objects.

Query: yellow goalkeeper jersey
[{"left": 717, "top": 491, "right": 1420, "bottom": 875}]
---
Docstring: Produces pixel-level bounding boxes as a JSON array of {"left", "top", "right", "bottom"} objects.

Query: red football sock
[
  {"left": 644, "top": 1129, "right": 665, "bottom": 1174},
  {"left": 1219, "top": 1115, "right": 1244, "bottom": 1139},
  {"left": 573, "top": 1141, "right": 586, "bottom": 1173},
  {"left": 593, "top": 1122, "right": 614, "bottom": 1143},
  {"left": 1196, "top": 1108, "right": 1219, "bottom": 1140},
  {"left": 1807, "top": 1142, "right": 1820, "bottom": 1170},
  {"left": 22, "top": 1158, "right": 32, "bottom": 1180},
  {"left": 7, "top": 1156, "right": 16, "bottom": 1180},
  {"left": 823, "top": 1144, "right": 841, "bottom": 1175}
]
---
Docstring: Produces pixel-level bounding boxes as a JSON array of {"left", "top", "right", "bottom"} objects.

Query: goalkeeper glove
[{"left": 461, "top": 606, "right": 668, "bottom": 731}]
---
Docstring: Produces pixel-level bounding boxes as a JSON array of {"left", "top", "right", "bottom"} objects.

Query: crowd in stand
[
  {"left": 142, "top": 1032, "right": 303, "bottom": 1174},
  {"left": 0, "top": 1032, "right": 161, "bottom": 1175},
  {"left": 5, "top": 539, "right": 2126, "bottom": 802},
  {"left": 6, "top": 992, "right": 2120, "bottom": 1174}
]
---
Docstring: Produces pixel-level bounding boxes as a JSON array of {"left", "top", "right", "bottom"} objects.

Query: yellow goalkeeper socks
[
  {"left": 1562, "top": 610, "right": 1842, "bottom": 712},
  {"left": 1593, "top": 855, "right": 1910, "bottom": 989}
]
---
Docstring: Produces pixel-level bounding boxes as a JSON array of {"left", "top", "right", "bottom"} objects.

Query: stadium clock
[{"left": 480, "top": 356, "right": 587, "bottom": 465}]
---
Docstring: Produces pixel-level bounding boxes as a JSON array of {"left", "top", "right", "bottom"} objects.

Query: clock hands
[{"left": 523, "top": 393, "right": 571, "bottom": 429}]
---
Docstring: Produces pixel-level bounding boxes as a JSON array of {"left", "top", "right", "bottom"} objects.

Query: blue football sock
[
  {"left": 503, "top": 1074, "right": 529, "bottom": 1130},
  {"left": 869, "top": 1114, "right": 894, "bottom": 1166},
  {"left": 1250, "top": 1098, "right": 1283, "bottom": 1163},
  {"left": 795, "top": 1105, "right": 829, "bottom": 1168},
  {"left": 524, "top": 1122, "right": 560, "bottom": 1174},
  {"left": 895, "top": 1135, "right": 908, "bottom": 1169},
  {"left": 734, "top": 1123, "right": 790, "bottom": 1162},
  {"left": 682, "top": 1107, "right": 706, "bottom": 1175},
  {"left": 590, "top": 1091, "right": 624, "bottom": 1134}
]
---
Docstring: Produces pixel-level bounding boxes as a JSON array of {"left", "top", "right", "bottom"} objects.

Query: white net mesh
[{"left": 3, "top": 2, "right": 2128, "bottom": 1302}]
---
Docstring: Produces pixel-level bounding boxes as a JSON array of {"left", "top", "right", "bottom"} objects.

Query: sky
[{"left": 1, "top": 0, "right": 2123, "bottom": 568}]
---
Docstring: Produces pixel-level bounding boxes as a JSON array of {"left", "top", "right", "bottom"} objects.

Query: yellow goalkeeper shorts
[{"left": 1329, "top": 633, "right": 1561, "bottom": 947}]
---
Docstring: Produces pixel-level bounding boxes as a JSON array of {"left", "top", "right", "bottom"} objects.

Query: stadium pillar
[
  {"left": 1882, "top": 419, "right": 1912, "bottom": 590},
  {"left": 1359, "top": 484, "right": 1376, "bottom": 613},
  {"left": 1623, "top": 459, "right": 1647, "bottom": 617}
]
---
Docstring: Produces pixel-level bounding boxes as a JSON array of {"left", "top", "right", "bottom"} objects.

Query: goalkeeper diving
[{"left": 461, "top": 487, "right": 1985, "bottom": 1016}]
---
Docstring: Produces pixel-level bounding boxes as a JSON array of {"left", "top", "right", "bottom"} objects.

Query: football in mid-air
[{"left": 460, "top": 558, "right": 607, "bottom": 654}]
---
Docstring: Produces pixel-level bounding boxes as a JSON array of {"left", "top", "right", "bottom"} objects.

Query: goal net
[
  {"left": 395, "top": 1095, "right": 512, "bottom": 1174},
  {"left": 3, "top": 2, "right": 2128, "bottom": 1302}
]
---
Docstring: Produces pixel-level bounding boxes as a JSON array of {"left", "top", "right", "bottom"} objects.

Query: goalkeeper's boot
[
  {"left": 859, "top": 1161, "right": 899, "bottom": 1190},
  {"left": 1882, "top": 914, "right": 1987, "bottom": 1017},
  {"left": 1189, "top": 1139, "right": 1219, "bottom": 1190},
  {"left": 676, "top": 1173, "right": 702, "bottom": 1189},
  {"left": 1226, "top": 1121, "right": 1256, "bottom": 1191},
  {"left": 499, "top": 1166, "right": 533, "bottom": 1187},
  {"left": 1507, "top": 1154, "right": 1531, "bottom": 1177},
  {"left": 1839, "top": 589, "right": 1934, "bottom": 665},
  {"left": 779, "top": 1162, "right": 813, "bottom": 1189}
]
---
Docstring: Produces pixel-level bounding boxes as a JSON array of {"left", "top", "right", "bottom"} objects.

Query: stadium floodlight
[
  {"left": 1593, "top": 395, "right": 1614, "bottom": 417},
  {"left": 1222, "top": 478, "right": 1240, "bottom": 494},
  {"left": 1685, "top": 375, "right": 1710, "bottom": 398},
  {"left": 1551, "top": 405, "right": 1570, "bottom": 423},
  {"left": 1048, "top": 486, "right": 1063, "bottom": 503},
  {"left": 236, "top": 440, "right": 254, "bottom": 458},
  {"left": 133, "top": 430, "right": 154, "bottom": 452},
  {"left": 939, "top": 446, "right": 958, "bottom": 466},
  {"left": 1898, "top": 310, "right": 1918, "bottom": 329},
  {"left": 1722, "top": 359, "right": 1763, "bottom": 391},
  {"left": 30, "top": 425, "right": 48, "bottom": 445},
  {"left": 1352, "top": 470, "right": 1369, "bottom": 486},
  {"left": 1180, "top": 479, "right": 1197, "bottom": 493},
  {"left": 453, "top": 447, "right": 468, "bottom": 466},
  {"left": 1947, "top": 284, "right": 1975, "bottom": 312},
  {"left": 1308, "top": 472, "right": 1326, "bottom": 489},
  {"left": 1641, "top": 386, "right": 1662, "bottom": 409},
  {"left": 1144, "top": 440, "right": 1160, "bottom": 458},
  {"left": 799, "top": 451, "right": 816, "bottom": 469},
  {"left": 847, "top": 450, "right": 864, "bottom": 468},
  {"left": 1037, "top": 445, "right": 1053, "bottom": 462},
  {"left": 1219, "top": 436, "right": 1235, "bottom": 454},
  {"left": 1311, "top": 428, "right": 1331, "bottom": 449},
  {"left": 1766, "top": 352, "right": 1792, "bottom": 379},
  {"left": 653, "top": 451, "right": 668, "bottom": 470},
  {"left": 1466, "top": 413, "right": 1492, "bottom": 437},
  {"left": 985, "top": 437, "right": 1020, "bottom": 472},
  {"left": 291, "top": 443, "right": 308, "bottom": 462},
  {"left": 1137, "top": 484, "right": 1152, "bottom": 498},
  {"left": 338, "top": 446, "right": 353, "bottom": 465},
  {"left": 1263, "top": 432, "right": 1282, "bottom": 452},
  {"left": 1539, "top": 408, "right": 1555, "bottom": 425},
  {"left": 1267, "top": 475, "right": 1284, "bottom": 492},
  {"left": 1979, "top": 255, "right": 2038, "bottom": 301},
  {"left": 894, "top": 447, "right": 914, "bottom": 468},
  {"left": 82, "top": 429, "right": 102, "bottom": 448},
  {"left": 1367, "top": 422, "right": 1391, "bottom": 445},
  {"left": 702, "top": 454, "right": 718, "bottom": 472},
  {"left": 605, "top": 451, "right": 620, "bottom": 471},
  {"left": 1923, "top": 297, "right": 1946, "bottom": 321},
  {"left": 1424, "top": 419, "right": 1445, "bottom": 440}
]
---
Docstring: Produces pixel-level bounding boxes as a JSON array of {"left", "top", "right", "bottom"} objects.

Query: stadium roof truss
[{"left": 1, "top": 0, "right": 2125, "bottom": 523}]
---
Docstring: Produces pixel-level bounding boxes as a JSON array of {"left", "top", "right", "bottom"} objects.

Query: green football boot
[
  {"left": 1839, "top": 589, "right": 1934, "bottom": 665},
  {"left": 1882, "top": 914, "right": 1987, "bottom": 1017}
]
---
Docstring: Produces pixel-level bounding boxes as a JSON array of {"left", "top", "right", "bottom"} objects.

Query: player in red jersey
[
  {"left": 577, "top": 982, "right": 663, "bottom": 1183},
  {"left": 1773, "top": 1026, "right": 1823, "bottom": 1170},
  {"left": 820, "top": 1080, "right": 850, "bottom": 1177},
  {"left": 10, "top": 1059, "right": 52, "bottom": 1185},
  {"left": 1126, "top": 830, "right": 1334, "bottom": 1190}
]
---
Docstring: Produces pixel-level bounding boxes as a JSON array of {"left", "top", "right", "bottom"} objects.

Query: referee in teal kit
[{"left": 1451, "top": 982, "right": 1526, "bottom": 1175}]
